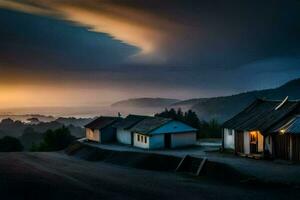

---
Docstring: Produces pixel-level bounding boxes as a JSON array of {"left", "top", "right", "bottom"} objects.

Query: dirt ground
[
  {"left": 0, "top": 152, "right": 300, "bottom": 200},
  {"left": 81, "top": 140, "right": 300, "bottom": 185}
]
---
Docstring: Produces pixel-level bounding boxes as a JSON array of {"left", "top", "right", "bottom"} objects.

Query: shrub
[
  {"left": 37, "top": 126, "right": 75, "bottom": 151},
  {"left": 0, "top": 136, "right": 23, "bottom": 152}
]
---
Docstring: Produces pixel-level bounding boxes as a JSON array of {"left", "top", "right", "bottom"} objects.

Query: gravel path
[{"left": 0, "top": 152, "right": 300, "bottom": 200}]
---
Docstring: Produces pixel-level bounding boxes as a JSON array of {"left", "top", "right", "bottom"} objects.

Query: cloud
[
  {"left": 0, "top": 0, "right": 300, "bottom": 107},
  {"left": 1, "top": 0, "right": 300, "bottom": 66}
]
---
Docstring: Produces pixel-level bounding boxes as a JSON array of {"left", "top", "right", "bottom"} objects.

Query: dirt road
[{"left": 0, "top": 152, "right": 299, "bottom": 200}]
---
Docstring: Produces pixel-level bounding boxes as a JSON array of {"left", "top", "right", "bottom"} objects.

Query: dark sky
[{"left": 0, "top": 0, "right": 300, "bottom": 107}]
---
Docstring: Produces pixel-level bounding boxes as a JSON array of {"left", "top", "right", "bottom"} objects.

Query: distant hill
[
  {"left": 111, "top": 78, "right": 300, "bottom": 122},
  {"left": 171, "top": 78, "right": 300, "bottom": 122},
  {"left": 111, "top": 98, "right": 180, "bottom": 108}
]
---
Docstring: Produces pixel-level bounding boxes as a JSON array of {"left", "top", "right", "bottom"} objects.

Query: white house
[
  {"left": 85, "top": 116, "right": 120, "bottom": 143},
  {"left": 114, "top": 115, "right": 149, "bottom": 145},
  {"left": 127, "top": 116, "right": 197, "bottom": 149}
]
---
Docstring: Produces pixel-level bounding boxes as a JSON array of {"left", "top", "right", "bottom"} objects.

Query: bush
[
  {"left": 0, "top": 136, "right": 23, "bottom": 152},
  {"left": 33, "top": 126, "right": 75, "bottom": 151}
]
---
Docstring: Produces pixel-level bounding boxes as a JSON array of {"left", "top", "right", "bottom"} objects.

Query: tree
[
  {"left": 155, "top": 108, "right": 222, "bottom": 138},
  {"left": 0, "top": 136, "right": 23, "bottom": 152},
  {"left": 38, "top": 126, "right": 75, "bottom": 151},
  {"left": 20, "top": 127, "right": 43, "bottom": 150}
]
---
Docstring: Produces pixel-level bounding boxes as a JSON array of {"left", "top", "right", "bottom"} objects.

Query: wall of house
[
  {"left": 244, "top": 131, "right": 250, "bottom": 154},
  {"left": 265, "top": 135, "right": 273, "bottom": 154},
  {"left": 100, "top": 126, "right": 116, "bottom": 143},
  {"left": 149, "top": 135, "right": 165, "bottom": 149},
  {"left": 223, "top": 128, "right": 235, "bottom": 149},
  {"left": 86, "top": 128, "right": 100, "bottom": 142},
  {"left": 133, "top": 133, "right": 149, "bottom": 149},
  {"left": 171, "top": 132, "right": 196, "bottom": 148},
  {"left": 258, "top": 132, "right": 264, "bottom": 152},
  {"left": 116, "top": 129, "right": 132, "bottom": 145}
]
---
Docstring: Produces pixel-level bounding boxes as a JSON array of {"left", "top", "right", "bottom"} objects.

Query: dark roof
[
  {"left": 129, "top": 117, "right": 172, "bottom": 134},
  {"left": 270, "top": 116, "right": 300, "bottom": 134},
  {"left": 113, "top": 114, "right": 149, "bottom": 130},
  {"left": 223, "top": 99, "right": 300, "bottom": 132},
  {"left": 85, "top": 116, "right": 120, "bottom": 129}
]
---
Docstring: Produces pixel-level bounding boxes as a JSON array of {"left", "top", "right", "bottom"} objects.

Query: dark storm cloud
[
  {"left": 0, "top": 9, "right": 138, "bottom": 71},
  {"left": 0, "top": 0, "right": 300, "bottom": 100}
]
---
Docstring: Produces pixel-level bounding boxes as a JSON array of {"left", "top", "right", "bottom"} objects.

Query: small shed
[{"left": 85, "top": 116, "right": 120, "bottom": 143}]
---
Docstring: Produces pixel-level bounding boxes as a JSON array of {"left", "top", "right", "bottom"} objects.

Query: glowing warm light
[
  {"left": 55, "top": 4, "right": 163, "bottom": 56},
  {"left": 280, "top": 129, "right": 286, "bottom": 134},
  {"left": 0, "top": 85, "right": 125, "bottom": 108},
  {"left": 0, "top": 0, "right": 175, "bottom": 59}
]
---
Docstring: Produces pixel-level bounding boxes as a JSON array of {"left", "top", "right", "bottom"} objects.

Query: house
[
  {"left": 85, "top": 116, "right": 120, "bottom": 143},
  {"left": 128, "top": 116, "right": 197, "bottom": 149},
  {"left": 113, "top": 115, "right": 149, "bottom": 145},
  {"left": 222, "top": 98, "right": 300, "bottom": 161}
]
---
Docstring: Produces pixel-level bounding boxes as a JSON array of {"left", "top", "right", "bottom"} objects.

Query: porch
[{"left": 235, "top": 130, "right": 264, "bottom": 157}]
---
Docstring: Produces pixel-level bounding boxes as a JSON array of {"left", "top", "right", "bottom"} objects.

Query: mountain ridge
[{"left": 111, "top": 78, "right": 300, "bottom": 122}]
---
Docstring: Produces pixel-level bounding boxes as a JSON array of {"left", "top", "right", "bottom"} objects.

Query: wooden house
[
  {"left": 85, "top": 116, "right": 120, "bottom": 143},
  {"left": 222, "top": 98, "right": 300, "bottom": 161}
]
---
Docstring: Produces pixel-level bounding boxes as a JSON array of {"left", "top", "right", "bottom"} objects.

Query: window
[
  {"left": 137, "top": 134, "right": 148, "bottom": 144},
  {"left": 228, "top": 129, "right": 233, "bottom": 136}
]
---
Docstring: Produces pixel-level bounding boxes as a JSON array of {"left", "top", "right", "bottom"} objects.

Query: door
[
  {"left": 235, "top": 131, "right": 244, "bottom": 153},
  {"left": 165, "top": 134, "right": 171, "bottom": 148},
  {"left": 250, "top": 131, "right": 258, "bottom": 153}
]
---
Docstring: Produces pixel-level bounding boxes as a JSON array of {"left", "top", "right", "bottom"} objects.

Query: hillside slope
[
  {"left": 109, "top": 78, "right": 300, "bottom": 122},
  {"left": 186, "top": 78, "right": 300, "bottom": 122}
]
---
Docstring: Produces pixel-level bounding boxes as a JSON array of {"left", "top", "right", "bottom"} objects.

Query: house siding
[
  {"left": 149, "top": 135, "right": 165, "bottom": 149},
  {"left": 100, "top": 126, "right": 116, "bottom": 143},
  {"left": 170, "top": 132, "right": 196, "bottom": 148},
  {"left": 244, "top": 131, "right": 250, "bottom": 154},
  {"left": 86, "top": 128, "right": 100, "bottom": 142},
  {"left": 133, "top": 133, "right": 149, "bottom": 149},
  {"left": 116, "top": 129, "right": 131, "bottom": 145},
  {"left": 224, "top": 128, "right": 235, "bottom": 149},
  {"left": 265, "top": 135, "right": 273, "bottom": 154},
  {"left": 258, "top": 132, "right": 264, "bottom": 152}
]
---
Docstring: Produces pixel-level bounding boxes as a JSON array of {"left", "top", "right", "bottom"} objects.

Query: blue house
[{"left": 116, "top": 115, "right": 198, "bottom": 149}]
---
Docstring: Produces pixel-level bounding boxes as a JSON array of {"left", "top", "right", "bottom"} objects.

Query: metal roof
[
  {"left": 84, "top": 116, "right": 120, "bottom": 129},
  {"left": 129, "top": 117, "right": 172, "bottom": 134},
  {"left": 271, "top": 116, "right": 300, "bottom": 134},
  {"left": 113, "top": 114, "right": 149, "bottom": 130},
  {"left": 222, "top": 99, "right": 300, "bottom": 132}
]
